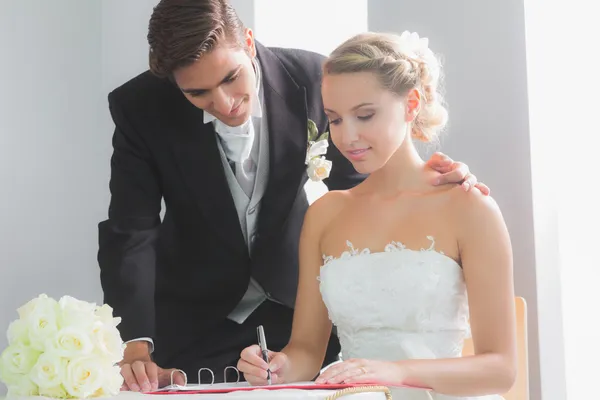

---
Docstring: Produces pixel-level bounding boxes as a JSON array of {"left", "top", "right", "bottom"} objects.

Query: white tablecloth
[{"left": 0, "top": 387, "right": 389, "bottom": 400}]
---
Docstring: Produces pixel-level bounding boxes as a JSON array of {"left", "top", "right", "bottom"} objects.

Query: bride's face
[{"left": 322, "top": 72, "right": 411, "bottom": 174}]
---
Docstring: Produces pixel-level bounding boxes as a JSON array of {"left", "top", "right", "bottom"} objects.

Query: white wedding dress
[{"left": 319, "top": 237, "right": 505, "bottom": 400}]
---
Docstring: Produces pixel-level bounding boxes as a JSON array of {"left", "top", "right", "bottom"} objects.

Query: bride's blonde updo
[{"left": 323, "top": 31, "right": 448, "bottom": 142}]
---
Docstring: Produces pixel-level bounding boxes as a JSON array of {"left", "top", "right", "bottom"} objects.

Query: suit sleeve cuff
[{"left": 125, "top": 337, "right": 155, "bottom": 354}]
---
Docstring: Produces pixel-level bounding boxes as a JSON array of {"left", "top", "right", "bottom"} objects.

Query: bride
[{"left": 237, "top": 31, "right": 516, "bottom": 399}]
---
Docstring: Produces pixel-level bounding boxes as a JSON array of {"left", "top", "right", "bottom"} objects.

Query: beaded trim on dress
[{"left": 322, "top": 235, "right": 446, "bottom": 266}]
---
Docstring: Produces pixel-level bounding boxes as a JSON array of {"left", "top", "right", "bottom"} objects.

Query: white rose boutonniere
[
  {"left": 0, "top": 294, "right": 126, "bottom": 399},
  {"left": 306, "top": 119, "right": 332, "bottom": 182}
]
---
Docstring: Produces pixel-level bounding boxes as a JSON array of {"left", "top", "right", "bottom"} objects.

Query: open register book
[
  {"left": 150, "top": 381, "right": 380, "bottom": 394},
  {"left": 145, "top": 366, "right": 430, "bottom": 396}
]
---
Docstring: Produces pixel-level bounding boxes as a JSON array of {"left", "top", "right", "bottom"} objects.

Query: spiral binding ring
[
  {"left": 224, "top": 366, "right": 241, "bottom": 383},
  {"left": 169, "top": 369, "right": 188, "bottom": 387},
  {"left": 167, "top": 366, "right": 242, "bottom": 387},
  {"left": 198, "top": 367, "right": 215, "bottom": 385}
]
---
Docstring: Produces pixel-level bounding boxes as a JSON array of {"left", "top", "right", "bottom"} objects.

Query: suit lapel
[
  {"left": 169, "top": 98, "right": 248, "bottom": 258},
  {"left": 254, "top": 43, "right": 309, "bottom": 244}
]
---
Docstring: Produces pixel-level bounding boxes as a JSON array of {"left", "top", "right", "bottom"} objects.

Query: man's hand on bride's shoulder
[
  {"left": 119, "top": 342, "right": 186, "bottom": 392},
  {"left": 237, "top": 345, "right": 289, "bottom": 385},
  {"left": 315, "top": 358, "right": 405, "bottom": 386},
  {"left": 425, "top": 152, "right": 490, "bottom": 195}
]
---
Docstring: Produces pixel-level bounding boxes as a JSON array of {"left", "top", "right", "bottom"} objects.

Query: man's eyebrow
[{"left": 180, "top": 65, "right": 243, "bottom": 94}]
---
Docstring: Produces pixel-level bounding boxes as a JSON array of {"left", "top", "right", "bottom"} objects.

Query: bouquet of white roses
[{"left": 0, "top": 294, "right": 125, "bottom": 399}]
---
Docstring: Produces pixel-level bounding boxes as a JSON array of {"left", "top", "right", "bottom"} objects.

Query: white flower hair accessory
[
  {"left": 397, "top": 31, "right": 430, "bottom": 59},
  {"left": 305, "top": 119, "right": 332, "bottom": 182}
]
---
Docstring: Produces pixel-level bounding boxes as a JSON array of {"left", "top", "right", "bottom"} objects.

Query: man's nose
[{"left": 212, "top": 88, "right": 234, "bottom": 115}]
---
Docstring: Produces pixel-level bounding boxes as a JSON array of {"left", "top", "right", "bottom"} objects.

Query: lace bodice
[{"left": 318, "top": 237, "right": 504, "bottom": 400}]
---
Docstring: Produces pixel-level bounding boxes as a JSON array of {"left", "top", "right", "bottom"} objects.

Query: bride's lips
[{"left": 346, "top": 148, "right": 371, "bottom": 161}]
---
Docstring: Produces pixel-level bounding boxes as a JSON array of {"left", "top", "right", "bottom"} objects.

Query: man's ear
[{"left": 245, "top": 28, "right": 256, "bottom": 58}]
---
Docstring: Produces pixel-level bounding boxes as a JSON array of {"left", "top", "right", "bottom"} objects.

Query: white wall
[
  {"left": 525, "top": 1, "right": 600, "bottom": 400},
  {"left": 101, "top": 0, "right": 160, "bottom": 98},
  {"left": 367, "top": 1, "right": 552, "bottom": 399},
  {"left": 522, "top": 3, "right": 567, "bottom": 400},
  {"left": 254, "top": 0, "right": 368, "bottom": 56},
  {"left": 0, "top": 1, "right": 104, "bottom": 395}
]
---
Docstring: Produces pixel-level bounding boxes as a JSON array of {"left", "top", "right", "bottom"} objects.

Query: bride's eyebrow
[
  {"left": 351, "top": 102, "right": 375, "bottom": 110},
  {"left": 324, "top": 102, "right": 376, "bottom": 114}
]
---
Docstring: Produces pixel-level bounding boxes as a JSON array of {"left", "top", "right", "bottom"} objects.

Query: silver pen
[{"left": 256, "top": 325, "right": 272, "bottom": 385}]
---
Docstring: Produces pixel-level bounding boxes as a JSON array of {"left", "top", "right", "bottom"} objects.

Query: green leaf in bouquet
[
  {"left": 307, "top": 119, "right": 319, "bottom": 142},
  {"left": 317, "top": 131, "right": 329, "bottom": 142}
]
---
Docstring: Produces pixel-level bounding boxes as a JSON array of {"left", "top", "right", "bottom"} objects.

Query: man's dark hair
[{"left": 148, "top": 0, "right": 247, "bottom": 78}]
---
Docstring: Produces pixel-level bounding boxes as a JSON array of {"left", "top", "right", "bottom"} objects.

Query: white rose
[
  {"left": 0, "top": 343, "right": 41, "bottom": 383},
  {"left": 307, "top": 156, "right": 332, "bottom": 182},
  {"left": 305, "top": 139, "right": 329, "bottom": 165},
  {"left": 17, "top": 294, "right": 51, "bottom": 320},
  {"left": 58, "top": 296, "right": 97, "bottom": 331},
  {"left": 38, "top": 384, "right": 68, "bottom": 399},
  {"left": 29, "top": 351, "right": 65, "bottom": 390},
  {"left": 18, "top": 295, "right": 60, "bottom": 352},
  {"left": 92, "top": 324, "right": 124, "bottom": 364},
  {"left": 94, "top": 304, "right": 121, "bottom": 329},
  {"left": 7, "top": 319, "right": 30, "bottom": 346},
  {"left": 62, "top": 356, "right": 105, "bottom": 398},
  {"left": 6, "top": 375, "right": 39, "bottom": 397},
  {"left": 47, "top": 327, "right": 94, "bottom": 358},
  {"left": 96, "top": 365, "right": 124, "bottom": 397}
]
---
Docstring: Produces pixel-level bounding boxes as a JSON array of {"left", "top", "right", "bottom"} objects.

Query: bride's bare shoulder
[
  {"left": 447, "top": 186, "right": 505, "bottom": 230},
  {"left": 304, "top": 190, "right": 352, "bottom": 228}
]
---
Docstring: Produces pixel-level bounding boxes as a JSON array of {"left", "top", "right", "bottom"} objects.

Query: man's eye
[{"left": 225, "top": 74, "right": 239, "bottom": 83}]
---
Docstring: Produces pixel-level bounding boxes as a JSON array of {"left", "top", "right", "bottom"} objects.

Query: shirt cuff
[{"left": 125, "top": 337, "right": 155, "bottom": 354}]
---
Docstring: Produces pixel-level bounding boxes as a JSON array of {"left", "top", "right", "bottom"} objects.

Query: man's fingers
[
  {"left": 131, "top": 360, "right": 151, "bottom": 392},
  {"left": 121, "top": 364, "right": 141, "bottom": 392},
  {"left": 145, "top": 362, "right": 159, "bottom": 391},
  {"left": 428, "top": 151, "right": 454, "bottom": 167},
  {"left": 474, "top": 182, "right": 490, "bottom": 195},
  {"left": 435, "top": 163, "right": 469, "bottom": 185},
  {"left": 461, "top": 174, "right": 477, "bottom": 191}
]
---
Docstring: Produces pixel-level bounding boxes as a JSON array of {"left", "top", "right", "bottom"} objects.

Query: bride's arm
[
  {"left": 278, "top": 193, "right": 341, "bottom": 383},
  {"left": 398, "top": 190, "right": 517, "bottom": 396}
]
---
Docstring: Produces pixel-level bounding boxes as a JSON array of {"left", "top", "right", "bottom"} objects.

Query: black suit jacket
[{"left": 98, "top": 42, "right": 365, "bottom": 360}]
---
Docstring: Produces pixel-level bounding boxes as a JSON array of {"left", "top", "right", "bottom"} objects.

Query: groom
[{"left": 98, "top": 0, "right": 488, "bottom": 392}]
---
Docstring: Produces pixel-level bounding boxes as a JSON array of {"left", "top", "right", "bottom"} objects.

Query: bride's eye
[
  {"left": 328, "top": 118, "right": 342, "bottom": 125},
  {"left": 357, "top": 113, "right": 374, "bottom": 121}
]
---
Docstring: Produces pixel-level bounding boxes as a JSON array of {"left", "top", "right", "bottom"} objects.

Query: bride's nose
[{"left": 340, "top": 122, "right": 360, "bottom": 146}]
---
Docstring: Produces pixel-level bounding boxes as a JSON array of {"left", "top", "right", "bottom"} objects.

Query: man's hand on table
[{"left": 119, "top": 341, "right": 185, "bottom": 392}]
